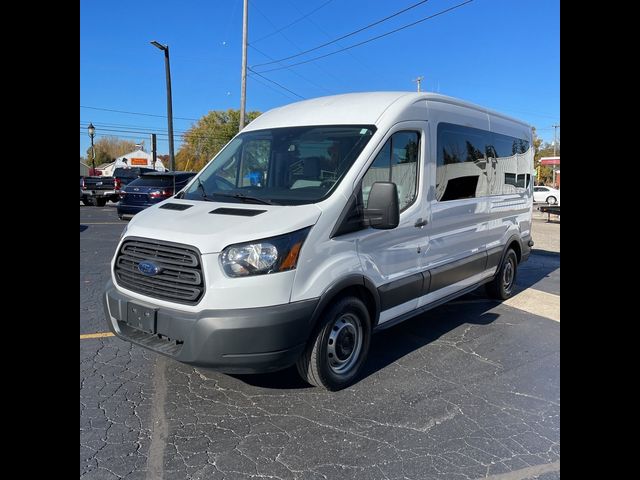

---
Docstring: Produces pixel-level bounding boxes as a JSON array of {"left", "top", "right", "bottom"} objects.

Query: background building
[{"left": 96, "top": 149, "right": 167, "bottom": 176}]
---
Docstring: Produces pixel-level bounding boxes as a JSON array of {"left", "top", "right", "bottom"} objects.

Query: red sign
[{"left": 540, "top": 156, "right": 560, "bottom": 166}]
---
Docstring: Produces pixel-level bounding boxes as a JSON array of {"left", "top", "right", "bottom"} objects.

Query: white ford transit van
[{"left": 104, "top": 92, "right": 534, "bottom": 390}]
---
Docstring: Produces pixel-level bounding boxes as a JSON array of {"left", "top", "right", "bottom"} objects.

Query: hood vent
[
  {"left": 159, "top": 203, "right": 193, "bottom": 211},
  {"left": 209, "top": 207, "right": 266, "bottom": 217}
]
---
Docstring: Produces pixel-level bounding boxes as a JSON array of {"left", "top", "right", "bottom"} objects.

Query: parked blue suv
[{"left": 117, "top": 171, "right": 197, "bottom": 220}]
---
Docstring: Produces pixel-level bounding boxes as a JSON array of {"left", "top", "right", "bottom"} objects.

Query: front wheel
[
  {"left": 486, "top": 249, "right": 518, "bottom": 300},
  {"left": 546, "top": 196, "right": 557, "bottom": 205},
  {"left": 296, "top": 296, "right": 371, "bottom": 391}
]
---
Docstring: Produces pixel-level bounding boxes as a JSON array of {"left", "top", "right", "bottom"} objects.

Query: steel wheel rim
[
  {"left": 503, "top": 257, "right": 515, "bottom": 292},
  {"left": 327, "top": 313, "right": 363, "bottom": 375}
]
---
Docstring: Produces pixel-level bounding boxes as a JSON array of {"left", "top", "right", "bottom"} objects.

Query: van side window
[
  {"left": 436, "top": 123, "right": 531, "bottom": 201},
  {"left": 490, "top": 131, "right": 531, "bottom": 194},
  {"left": 436, "top": 124, "right": 488, "bottom": 201},
  {"left": 362, "top": 131, "right": 419, "bottom": 211}
]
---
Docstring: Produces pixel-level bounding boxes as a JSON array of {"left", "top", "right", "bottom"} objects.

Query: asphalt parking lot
[{"left": 80, "top": 203, "right": 560, "bottom": 480}]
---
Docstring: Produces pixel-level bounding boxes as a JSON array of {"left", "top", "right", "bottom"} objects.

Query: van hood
[{"left": 123, "top": 200, "right": 323, "bottom": 254}]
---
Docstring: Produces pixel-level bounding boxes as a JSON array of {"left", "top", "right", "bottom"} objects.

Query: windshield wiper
[
  {"left": 196, "top": 177, "right": 211, "bottom": 201},
  {"left": 211, "top": 192, "right": 274, "bottom": 205}
]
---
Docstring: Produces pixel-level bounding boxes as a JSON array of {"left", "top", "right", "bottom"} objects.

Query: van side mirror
[{"left": 364, "top": 182, "right": 400, "bottom": 229}]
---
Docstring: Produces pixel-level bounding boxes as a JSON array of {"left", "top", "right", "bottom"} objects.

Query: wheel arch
[
  {"left": 499, "top": 234, "right": 523, "bottom": 268},
  {"left": 308, "top": 275, "right": 380, "bottom": 334}
]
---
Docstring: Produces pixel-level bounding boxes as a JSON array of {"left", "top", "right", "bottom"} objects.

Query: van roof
[{"left": 243, "top": 91, "right": 531, "bottom": 132}]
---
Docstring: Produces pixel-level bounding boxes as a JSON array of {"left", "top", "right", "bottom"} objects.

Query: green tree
[
  {"left": 176, "top": 109, "right": 261, "bottom": 172},
  {"left": 85, "top": 136, "right": 137, "bottom": 166},
  {"left": 532, "top": 128, "right": 559, "bottom": 185}
]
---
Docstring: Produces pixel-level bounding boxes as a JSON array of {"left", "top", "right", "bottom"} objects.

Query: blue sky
[{"left": 80, "top": 0, "right": 559, "bottom": 157}]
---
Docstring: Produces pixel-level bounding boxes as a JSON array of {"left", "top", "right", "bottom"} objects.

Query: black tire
[
  {"left": 546, "top": 196, "right": 557, "bottom": 205},
  {"left": 296, "top": 296, "right": 371, "bottom": 391},
  {"left": 95, "top": 198, "right": 108, "bottom": 207},
  {"left": 81, "top": 199, "right": 92, "bottom": 206},
  {"left": 486, "top": 249, "right": 518, "bottom": 300}
]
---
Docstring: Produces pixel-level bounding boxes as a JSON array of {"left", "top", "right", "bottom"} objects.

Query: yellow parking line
[{"left": 80, "top": 332, "right": 115, "bottom": 339}]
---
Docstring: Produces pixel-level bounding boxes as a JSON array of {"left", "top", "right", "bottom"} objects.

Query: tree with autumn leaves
[
  {"left": 175, "top": 109, "right": 261, "bottom": 172},
  {"left": 533, "top": 127, "right": 560, "bottom": 186}
]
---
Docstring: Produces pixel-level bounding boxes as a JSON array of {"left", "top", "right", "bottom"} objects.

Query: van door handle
[{"left": 414, "top": 218, "right": 427, "bottom": 228}]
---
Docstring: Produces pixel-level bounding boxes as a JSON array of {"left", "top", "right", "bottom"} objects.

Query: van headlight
[{"left": 220, "top": 227, "right": 311, "bottom": 277}]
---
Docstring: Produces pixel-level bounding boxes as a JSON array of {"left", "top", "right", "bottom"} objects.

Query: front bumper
[{"left": 104, "top": 280, "right": 318, "bottom": 373}]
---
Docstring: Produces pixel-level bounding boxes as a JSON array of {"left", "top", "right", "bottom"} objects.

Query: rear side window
[
  {"left": 128, "top": 176, "right": 175, "bottom": 187},
  {"left": 362, "top": 131, "right": 420, "bottom": 211},
  {"left": 114, "top": 167, "right": 155, "bottom": 177},
  {"left": 436, "top": 123, "right": 531, "bottom": 201}
]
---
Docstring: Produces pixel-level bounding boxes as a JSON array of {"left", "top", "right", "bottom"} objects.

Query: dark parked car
[{"left": 117, "top": 172, "right": 197, "bottom": 220}]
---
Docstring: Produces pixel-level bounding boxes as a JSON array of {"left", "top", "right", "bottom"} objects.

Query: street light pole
[
  {"left": 88, "top": 122, "right": 96, "bottom": 174},
  {"left": 151, "top": 40, "right": 175, "bottom": 171}
]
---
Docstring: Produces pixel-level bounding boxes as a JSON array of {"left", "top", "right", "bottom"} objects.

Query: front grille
[{"left": 114, "top": 238, "right": 204, "bottom": 304}]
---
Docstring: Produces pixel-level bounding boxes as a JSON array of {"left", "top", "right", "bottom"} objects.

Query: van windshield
[{"left": 182, "top": 125, "right": 376, "bottom": 205}]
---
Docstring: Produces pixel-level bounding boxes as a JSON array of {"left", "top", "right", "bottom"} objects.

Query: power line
[
  {"left": 252, "top": 0, "right": 432, "bottom": 68},
  {"left": 80, "top": 105, "right": 200, "bottom": 121},
  {"left": 257, "top": 0, "right": 474, "bottom": 73},
  {"left": 80, "top": 123, "right": 177, "bottom": 136},
  {"left": 249, "top": 44, "right": 332, "bottom": 94},
  {"left": 247, "top": 67, "right": 306, "bottom": 99},
  {"left": 281, "top": 0, "right": 381, "bottom": 84},
  {"left": 252, "top": 0, "right": 335, "bottom": 43},
  {"left": 248, "top": 0, "right": 347, "bottom": 91},
  {"left": 80, "top": 132, "right": 172, "bottom": 142},
  {"left": 80, "top": 121, "right": 192, "bottom": 136},
  {"left": 248, "top": 73, "right": 297, "bottom": 101},
  {"left": 79, "top": 127, "right": 235, "bottom": 142}
]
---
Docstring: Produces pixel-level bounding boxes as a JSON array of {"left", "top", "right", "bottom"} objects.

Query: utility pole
[
  {"left": 239, "top": 0, "right": 249, "bottom": 131},
  {"left": 412, "top": 76, "right": 424, "bottom": 92},
  {"left": 151, "top": 133, "right": 157, "bottom": 170}
]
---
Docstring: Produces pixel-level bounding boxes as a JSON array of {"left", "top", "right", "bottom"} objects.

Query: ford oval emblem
[{"left": 138, "top": 260, "right": 162, "bottom": 276}]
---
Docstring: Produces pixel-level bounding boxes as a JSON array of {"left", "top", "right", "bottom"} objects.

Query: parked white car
[{"left": 533, "top": 186, "right": 560, "bottom": 205}]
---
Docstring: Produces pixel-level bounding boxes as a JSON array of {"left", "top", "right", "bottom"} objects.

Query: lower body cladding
[{"left": 104, "top": 280, "right": 318, "bottom": 374}]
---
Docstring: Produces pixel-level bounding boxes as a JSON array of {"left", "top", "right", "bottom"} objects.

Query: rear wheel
[
  {"left": 486, "top": 249, "right": 518, "bottom": 300},
  {"left": 95, "top": 198, "right": 108, "bottom": 207},
  {"left": 546, "top": 196, "right": 557, "bottom": 205},
  {"left": 296, "top": 296, "right": 371, "bottom": 391}
]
